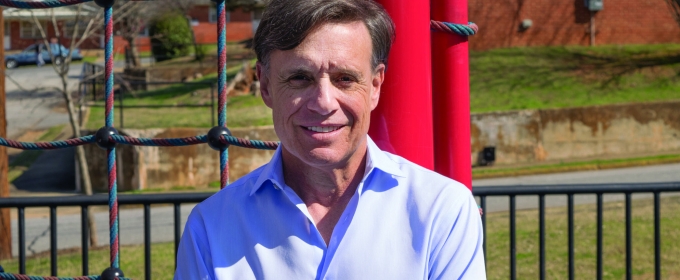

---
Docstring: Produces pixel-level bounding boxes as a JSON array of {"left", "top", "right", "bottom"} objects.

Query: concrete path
[{"left": 473, "top": 163, "right": 680, "bottom": 213}]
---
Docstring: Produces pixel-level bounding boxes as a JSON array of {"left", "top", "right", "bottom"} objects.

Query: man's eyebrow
[
  {"left": 277, "top": 67, "right": 313, "bottom": 79},
  {"left": 335, "top": 68, "right": 364, "bottom": 79}
]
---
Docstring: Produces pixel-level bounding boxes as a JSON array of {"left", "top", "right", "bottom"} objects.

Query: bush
[
  {"left": 195, "top": 44, "right": 208, "bottom": 62},
  {"left": 150, "top": 13, "right": 193, "bottom": 62}
]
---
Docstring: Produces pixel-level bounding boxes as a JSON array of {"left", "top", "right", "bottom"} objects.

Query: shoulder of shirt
[
  {"left": 376, "top": 149, "right": 471, "bottom": 199},
  {"left": 191, "top": 164, "right": 266, "bottom": 215}
]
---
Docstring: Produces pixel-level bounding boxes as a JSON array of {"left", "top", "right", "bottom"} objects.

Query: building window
[
  {"left": 138, "top": 26, "right": 149, "bottom": 37},
  {"left": 63, "top": 21, "right": 89, "bottom": 38},
  {"left": 209, "top": 7, "right": 230, "bottom": 23},
  {"left": 20, "top": 21, "right": 42, "bottom": 39}
]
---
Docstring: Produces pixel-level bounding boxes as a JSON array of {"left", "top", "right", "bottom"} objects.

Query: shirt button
[{"left": 273, "top": 184, "right": 280, "bottom": 190}]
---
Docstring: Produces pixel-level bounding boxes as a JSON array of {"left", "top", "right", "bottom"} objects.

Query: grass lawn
[
  {"left": 3, "top": 195, "right": 680, "bottom": 279},
  {"left": 85, "top": 62, "right": 272, "bottom": 130},
  {"left": 470, "top": 44, "right": 680, "bottom": 113}
]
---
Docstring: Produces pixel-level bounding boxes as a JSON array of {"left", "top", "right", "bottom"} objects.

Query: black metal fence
[
  {"left": 475, "top": 182, "right": 680, "bottom": 280},
  {"left": 86, "top": 80, "right": 217, "bottom": 129},
  {"left": 1, "top": 182, "right": 679, "bottom": 279},
  {"left": 79, "top": 63, "right": 217, "bottom": 129},
  {"left": 0, "top": 193, "right": 211, "bottom": 279}
]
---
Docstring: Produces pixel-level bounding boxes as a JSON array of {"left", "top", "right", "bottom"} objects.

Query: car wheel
[
  {"left": 5, "top": 59, "right": 17, "bottom": 69},
  {"left": 54, "top": 57, "right": 64, "bottom": 66}
]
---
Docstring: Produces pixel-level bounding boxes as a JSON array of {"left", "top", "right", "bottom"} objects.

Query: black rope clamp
[
  {"left": 207, "top": 126, "right": 232, "bottom": 151},
  {"left": 101, "top": 267, "right": 125, "bottom": 280},
  {"left": 95, "top": 126, "right": 119, "bottom": 150},
  {"left": 94, "top": 0, "right": 115, "bottom": 8}
]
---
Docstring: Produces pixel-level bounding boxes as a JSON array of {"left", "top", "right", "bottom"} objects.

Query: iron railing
[
  {"left": 0, "top": 193, "right": 212, "bottom": 279},
  {"left": 474, "top": 182, "right": 680, "bottom": 280},
  {"left": 1, "top": 182, "right": 679, "bottom": 279}
]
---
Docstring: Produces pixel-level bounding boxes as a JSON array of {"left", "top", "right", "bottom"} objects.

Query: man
[
  {"left": 35, "top": 41, "right": 45, "bottom": 67},
  {"left": 175, "top": 0, "right": 486, "bottom": 279}
]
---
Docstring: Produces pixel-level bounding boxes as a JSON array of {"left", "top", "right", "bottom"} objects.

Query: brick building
[
  {"left": 3, "top": 1, "right": 261, "bottom": 52},
  {"left": 189, "top": 0, "right": 262, "bottom": 44},
  {"left": 468, "top": 0, "right": 680, "bottom": 50}
]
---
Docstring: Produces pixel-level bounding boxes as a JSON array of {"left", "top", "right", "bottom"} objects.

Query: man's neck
[
  {"left": 280, "top": 145, "right": 368, "bottom": 245},
  {"left": 281, "top": 147, "right": 367, "bottom": 206}
]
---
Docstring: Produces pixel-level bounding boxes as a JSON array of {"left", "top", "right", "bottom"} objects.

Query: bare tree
[
  {"left": 667, "top": 0, "right": 680, "bottom": 26},
  {"left": 29, "top": 1, "right": 137, "bottom": 247},
  {"left": 113, "top": 1, "right": 160, "bottom": 68}
]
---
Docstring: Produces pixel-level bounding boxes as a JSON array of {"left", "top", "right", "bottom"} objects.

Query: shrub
[{"left": 150, "top": 13, "right": 193, "bottom": 62}]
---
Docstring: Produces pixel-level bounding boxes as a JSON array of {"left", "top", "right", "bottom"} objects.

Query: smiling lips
[{"left": 304, "top": 126, "right": 343, "bottom": 133}]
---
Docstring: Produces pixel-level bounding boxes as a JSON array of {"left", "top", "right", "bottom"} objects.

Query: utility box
[{"left": 585, "top": 0, "right": 603, "bottom": 11}]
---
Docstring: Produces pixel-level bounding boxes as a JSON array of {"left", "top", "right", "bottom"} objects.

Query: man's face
[{"left": 258, "top": 21, "right": 385, "bottom": 170}]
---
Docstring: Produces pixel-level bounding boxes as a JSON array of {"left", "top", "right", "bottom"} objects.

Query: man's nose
[{"left": 307, "top": 78, "right": 340, "bottom": 115}]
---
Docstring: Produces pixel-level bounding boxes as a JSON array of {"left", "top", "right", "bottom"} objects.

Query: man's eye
[
  {"left": 337, "top": 76, "right": 355, "bottom": 83},
  {"left": 290, "top": 75, "right": 310, "bottom": 81}
]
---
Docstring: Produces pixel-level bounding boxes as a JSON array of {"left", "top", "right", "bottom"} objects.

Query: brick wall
[{"left": 468, "top": 0, "right": 680, "bottom": 50}]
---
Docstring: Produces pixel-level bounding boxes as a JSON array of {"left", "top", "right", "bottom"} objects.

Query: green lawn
[
  {"left": 470, "top": 44, "right": 680, "bottom": 113},
  {"left": 3, "top": 196, "right": 680, "bottom": 279},
  {"left": 85, "top": 63, "right": 272, "bottom": 130}
]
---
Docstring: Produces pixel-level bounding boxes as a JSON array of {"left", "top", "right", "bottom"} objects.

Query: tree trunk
[
  {"left": 124, "top": 36, "right": 141, "bottom": 68},
  {"left": 60, "top": 72, "right": 98, "bottom": 247}
]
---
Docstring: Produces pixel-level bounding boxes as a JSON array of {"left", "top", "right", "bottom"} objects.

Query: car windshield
[{"left": 23, "top": 45, "right": 36, "bottom": 53}]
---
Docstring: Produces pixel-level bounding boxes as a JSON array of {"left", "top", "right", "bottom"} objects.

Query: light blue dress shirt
[{"left": 175, "top": 136, "right": 486, "bottom": 279}]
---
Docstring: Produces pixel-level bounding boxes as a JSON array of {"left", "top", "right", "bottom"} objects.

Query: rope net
[{"left": 0, "top": 0, "right": 477, "bottom": 279}]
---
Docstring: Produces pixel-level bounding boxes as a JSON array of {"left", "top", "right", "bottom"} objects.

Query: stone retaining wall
[
  {"left": 471, "top": 101, "right": 680, "bottom": 165},
  {"left": 83, "top": 126, "right": 277, "bottom": 192}
]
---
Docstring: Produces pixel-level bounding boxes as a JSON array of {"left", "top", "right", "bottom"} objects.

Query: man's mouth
[{"left": 304, "top": 126, "right": 342, "bottom": 133}]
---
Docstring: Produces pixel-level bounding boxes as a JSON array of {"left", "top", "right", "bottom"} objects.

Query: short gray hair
[{"left": 253, "top": 0, "right": 395, "bottom": 70}]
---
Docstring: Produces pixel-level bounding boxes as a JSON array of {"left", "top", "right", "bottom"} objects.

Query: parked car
[{"left": 5, "top": 44, "right": 83, "bottom": 69}]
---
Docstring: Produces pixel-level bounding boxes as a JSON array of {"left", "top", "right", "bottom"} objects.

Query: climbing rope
[
  {"left": 431, "top": 20, "right": 479, "bottom": 36},
  {"left": 216, "top": 0, "right": 229, "bottom": 188},
  {"left": 0, "top": 272, "right": 131, "bottom": 280},
  {"left": 0, "top": 0, "right": 478, "bottom": 279},
  {"left": 0, "top": 0, "right": 91, "bottom": 9}
]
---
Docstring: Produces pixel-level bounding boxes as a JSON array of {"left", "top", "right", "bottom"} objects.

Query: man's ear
[
  {"left": 370, "top": 64, "right": 385, "bottom": 111},
  {"left": 256, "top": 62, "right": 273, "bottom": 108}
]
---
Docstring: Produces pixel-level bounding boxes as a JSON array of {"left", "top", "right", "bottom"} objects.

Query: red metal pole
[
  {"left": 432, "top": 0, "right": 472, "bottom": 189},
  {"left": 370, "top": 0, "right": 434, "bottom": 170}
]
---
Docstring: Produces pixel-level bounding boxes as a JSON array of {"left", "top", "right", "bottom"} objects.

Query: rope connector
[
  {"left": 95, "top": 126, "right": 119, "bottom": 150},
  {"left": 94, "top": 0, "right": 115, "bottom": 8},
  {"left": 207, "top": 126, "right": 232, "bottom": 151},
  {"left": 101, "top": 267, "right": 125, "bottom": 280}
]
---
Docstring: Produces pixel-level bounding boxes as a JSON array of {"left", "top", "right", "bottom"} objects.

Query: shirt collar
[{"left": 250, "top": 135, "right": 405, "bottom": 196}]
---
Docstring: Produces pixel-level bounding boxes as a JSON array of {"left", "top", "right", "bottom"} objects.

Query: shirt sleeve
[
  {"left": 428, "top": 189, "right": 487, "bottom": 280},
  {"left": 174, "top": 209, "right": 214, "bottom": 280}
]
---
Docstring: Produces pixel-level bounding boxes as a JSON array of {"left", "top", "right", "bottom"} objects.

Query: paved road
[
  {"left": 4, "top": 64, "right": 81, "bottom": 139},
  {"left": 473, "top": 163, "right": 680, "bottom": 213},
  {"left": 4, "top": 60, "right": 130, "bottom": 139},
  {"left": 8, "top": 163, "right": 680, "bottom": 257}
]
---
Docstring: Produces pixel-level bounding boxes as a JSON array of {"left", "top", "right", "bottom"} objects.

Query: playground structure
[{"left": 0, "top": 0, "right": 477, "bottom": 278}]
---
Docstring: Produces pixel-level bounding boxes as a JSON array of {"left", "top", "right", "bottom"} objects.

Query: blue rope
[
  {"left": 0, "top": 0, "right": 92, "bottom": 9},
  {"left": 0, "top": 135, "right": 95, "bottom": 150},
  {"left": 431, "top": 20, "right": 479, "bottom": 36}
]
